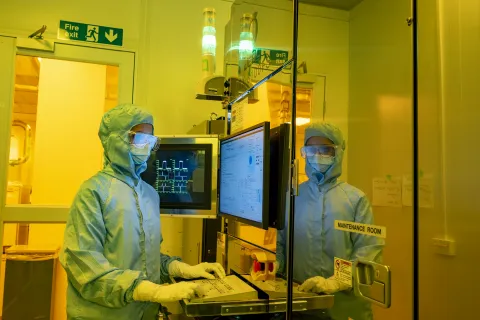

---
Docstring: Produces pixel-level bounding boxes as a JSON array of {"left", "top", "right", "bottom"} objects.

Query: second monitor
[
  {"left": 219, "top": 122, "right": 270, "bottom": 229},
  {"left": 218, "top": 122, "right": 291, "bottom": 230}
]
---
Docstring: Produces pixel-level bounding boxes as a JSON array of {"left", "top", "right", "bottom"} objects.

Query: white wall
[{"left": 349, "top": 0, "right": 413, "bottom": 319}]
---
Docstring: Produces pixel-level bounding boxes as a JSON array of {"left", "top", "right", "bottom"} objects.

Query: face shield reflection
[
  {"left": 128, "top": 131, "right": 160, "bottom": 151},
  {"left": 300, "top": 145, "right": 338, "bottom": 158}
]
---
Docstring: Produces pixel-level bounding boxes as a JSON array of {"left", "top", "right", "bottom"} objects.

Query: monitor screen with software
[
  {"left": 219, "top": 122, "right": 270, "bottom": 229},
  {"left": 142, "top": 143, "right": 213, "bottom": 210}
]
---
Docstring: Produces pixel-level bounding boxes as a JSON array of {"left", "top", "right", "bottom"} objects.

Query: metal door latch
[{"left": 354, "top": 260, "right": 391, "bottom": 308}]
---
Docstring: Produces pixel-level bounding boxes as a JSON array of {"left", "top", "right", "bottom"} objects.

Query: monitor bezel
[
  {"left": 269, "top": 123, "right": 290, "bottom": 230},
  {"left": 218, "top": 122, "right": 270, "bottom": 230}
]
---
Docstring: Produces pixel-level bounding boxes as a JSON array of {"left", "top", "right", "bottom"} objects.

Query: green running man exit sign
[{"left": 58, "top": 20, "right": 123, "bottom": 47}]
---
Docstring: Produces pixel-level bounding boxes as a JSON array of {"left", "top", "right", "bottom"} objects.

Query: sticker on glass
[{"left": 334, "top": 257, "right": 352, "bottom": 287}]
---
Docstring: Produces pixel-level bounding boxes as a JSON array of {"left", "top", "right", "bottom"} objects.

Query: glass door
[
  {"left": 0, "top": 36, "right": 135, "bottom": 318},
  {"left": 284, "top": 0, "right": 413, "bottom": 319}
]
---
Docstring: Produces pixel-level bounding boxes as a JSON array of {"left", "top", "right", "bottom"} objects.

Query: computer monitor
[
  {"left": 141, "top": 136, "right": 218, "bottom": 217},
  {"left": 269, "top": 123, "right": 290, "bottom": 230},
  {"left": 219, "top": 122, "right": 270, "bottom": 229}
]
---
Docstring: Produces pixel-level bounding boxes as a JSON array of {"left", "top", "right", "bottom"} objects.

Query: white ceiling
[{"left": 296, "top": 0, "right": 364, "bottom": 10}]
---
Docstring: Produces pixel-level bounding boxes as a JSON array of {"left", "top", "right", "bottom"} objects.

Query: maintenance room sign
[
  {"left": 58, "top": 20, "right": 123, "bottom": 47},
  {"left": 334, "top": 220, "right": 386, "bottom": 239}
]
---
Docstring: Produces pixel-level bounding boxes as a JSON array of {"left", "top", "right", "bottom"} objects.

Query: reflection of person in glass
[{"left": 276, "top": 122, "right": 384, "bottom": 320}]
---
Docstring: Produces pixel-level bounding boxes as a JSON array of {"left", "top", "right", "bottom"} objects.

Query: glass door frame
[
  {"left": 412, "top": 0, "right": 419, "bottom": 319},
  {"left": 279, "top": 0, "right": 420, "bottom": 318},
  {"left": 0, "top": 36, "right": 136, "bottom": 249}
]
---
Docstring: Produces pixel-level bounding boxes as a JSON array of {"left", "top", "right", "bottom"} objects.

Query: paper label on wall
[
  {"left": 334, "top": 257, "right": 352, "bottom": 287},
  {"left": 372, "top": 176, "right": 402, "bottom": 207},
  {"left": 335, "top": 220, "right": 386, "bottom": 238},
  {"left": 402, "top": 174, "right": 434, "bottom": 208},
  {"left": 230, "top": 99, "right": 246, "bottom": 134}
]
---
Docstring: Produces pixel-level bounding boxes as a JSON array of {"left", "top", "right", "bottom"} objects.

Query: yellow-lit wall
[
  {"left": 2, "top": 58, "right": 107, "bottom": 319},
  {"left": 138, "top": 0, "right": 234, "bottom": 257},
  {"left": 29, "top": 58, "right": 106, "bottom": 247},
  {"left": 298, "top": 3, "right": 350, "bottom": 178},
  {"left": 349, "top": 0, "right": 413, "bottom": 319},
  {"left": 350, "top": 0, "right": 480, "bottom": 319},
  {"left": 418, "top": 0, "right": 480, "bottom": 317},
  {"left": 32, "top": 59, "right": 105, "bottom": 205},
  {"left": 0, "top": 0, "right": 349, "bottom": 261},
  {"left": 0, "top": 0, "right": 141, "bottom": 50},
  {"left": 142, "top": 0, "right": 231, "bottom": 136},
  {"left": 5, "top": 1, "right": 478, "bottom": 318}
]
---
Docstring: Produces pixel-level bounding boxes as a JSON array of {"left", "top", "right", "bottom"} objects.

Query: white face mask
[
  {"left": 307, "top": 154, "right": 334, "bottom": 173},
  {"left": 130, "top": 145, "right": 151, "bottom": 165}
]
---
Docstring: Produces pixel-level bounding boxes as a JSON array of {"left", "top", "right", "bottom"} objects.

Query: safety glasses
[
  {"left": 300, "top": 145, "right": 338, "bottom": 158},
  {"left": 128, "top": 131, "right": 160, "bottom": 151}
]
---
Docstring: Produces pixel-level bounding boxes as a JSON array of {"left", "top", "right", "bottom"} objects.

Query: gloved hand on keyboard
[
  {"left": 133, "top": 281, "right": 201, "bottom": 303},
  {"left": 168, "top": 261, "right": 226, "bottom": 280},
  {"left": 298, "top": 276, "right": 350, "bottom": 294}
]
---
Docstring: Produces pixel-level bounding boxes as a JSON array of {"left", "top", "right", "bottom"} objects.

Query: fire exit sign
[
  {"left": 58, "top": 20, "right": 123, "bottom": 47},
  {"left": 253, "top": 48, "right": 289, "bottom": 66}
]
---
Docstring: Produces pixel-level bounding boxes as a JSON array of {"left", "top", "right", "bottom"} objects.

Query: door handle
[
  {"left": 354, "top": 260, "right": 391, "bottom": 308},
  {"left": 9, "top": 120, "right": 32, "bottom": 166}
]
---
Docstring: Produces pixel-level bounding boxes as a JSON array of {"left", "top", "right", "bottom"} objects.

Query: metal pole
[{"left": 286, "top": 0, "right": 299, "bottom": 318}]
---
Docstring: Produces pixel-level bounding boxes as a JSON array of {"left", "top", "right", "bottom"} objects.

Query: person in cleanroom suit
[
  {"left": 276, "top": 122, "right": 384, "bottom": 320},
  {"left": 60, "top": 104, "right": 225, "bottom": 320}
]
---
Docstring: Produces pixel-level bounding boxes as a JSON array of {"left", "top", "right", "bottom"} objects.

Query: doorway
[
  {"left": 5, "top": 56, "right": 119, "bottom": 247},
  {"left": 0, "top": 36, "right": 135, "bottom": 320}
]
